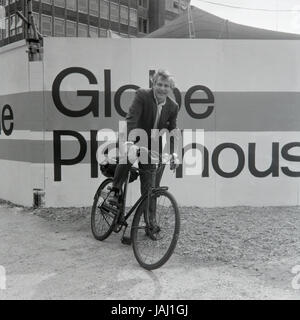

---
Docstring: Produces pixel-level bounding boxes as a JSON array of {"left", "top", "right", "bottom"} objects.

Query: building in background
[
  {"left": 146, "top": 0, "right": 189, "bottom": 34},
  {"left": 147, "top": 5, "right": 300, "bottom": 39},
  {"left": 0, "top": 0, "right": 189, "bottom": 47}
]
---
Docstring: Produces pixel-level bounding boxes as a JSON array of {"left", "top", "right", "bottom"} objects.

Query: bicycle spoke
[{"left": 101, "top": 211, "right": 112, "bottom": 227}]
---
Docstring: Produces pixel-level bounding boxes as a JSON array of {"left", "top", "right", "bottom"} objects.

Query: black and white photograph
[{"left": 1, "top": 0, "right": 300, "bottom": 304}]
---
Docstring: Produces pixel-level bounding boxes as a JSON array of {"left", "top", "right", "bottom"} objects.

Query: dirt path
[{"left": 0, "top": 204, "right": 299, "bottom": 300}]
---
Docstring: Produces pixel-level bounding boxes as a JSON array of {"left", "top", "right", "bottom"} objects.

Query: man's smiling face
[{"left": 153, "top": 76, "right": 172, "bottom": 103}]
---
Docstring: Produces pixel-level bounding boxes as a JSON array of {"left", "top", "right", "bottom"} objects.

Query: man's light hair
[{"left": 152, "top": 69, "right": 175, "bottom": 89}]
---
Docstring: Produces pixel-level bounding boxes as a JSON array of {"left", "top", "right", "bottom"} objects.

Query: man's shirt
[{"left": 153, "top": 92, "right": 166, "bottom": 130}]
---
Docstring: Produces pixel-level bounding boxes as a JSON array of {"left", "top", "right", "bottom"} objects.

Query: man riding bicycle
[{"left": 108, "top": 69, "right": 180, "bottom": 210}]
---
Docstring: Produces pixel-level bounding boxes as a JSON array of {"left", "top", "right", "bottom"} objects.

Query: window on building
[
  {"left": 1, "top": 0, "right": 8, "bottom": 6},
  {"left": 66, "top": 20, "right": 76, "bottom": 36},
  {"left": 89, "top": 0, "right": 98, "bottom": 16},
  {"left": 78, "top": 23, "right": 88, "bottom": 36},
  {"left": 66, "top": 0, "right": 76, "bottom": 10},
  {"left": 100, "top": 28, "right": 107, "bottom": 37},
  {"left": 138, "top": 0, "right": 148, "bottom": 8},
  {"left": 166, "top": 0, "right": 181, "bottom": 12},
  {"left": 16, "top": 13, "right": 23, "bottom": 34},
  {"left": 54, "top": 17, "right": 65, "bottom": 36},
  {"left": 120, "top": 5, "right": 128, "bottom": 25},
  {"left": 129, "top": 8, "right": 137, "bottom": 27},
  {"left": 78, "top": 0, "right": 88, "bottom": 13},
  {"left": 4, "top": 17, "right": 8, "bottom": 38},
  {"left": 41, "top": 15, "right": 52, "bottom": 36},
  {"left": 110, "top": 2, "right": 119, "bottom": 23},
  {"left": 0, "top": 15, "right": 5, "bottom": 39},
  {"left": 138, "top": 17, "right": 148, "bottom": 33},
  {"left": 54, "top": 0, "right": 65, "bottom": 7},
  {"left": 89, "top": 26, "right": 98, "bottom": 37},
  {"left": 41, "top": 0, "right": 52, "bottom": 4},
  {"left": 0, "top": 0, "right": 8, "bottom": 7},
  {"left": 0, "top": 5, "right": 4, "bottom": 35},
  {"left": 100, "top": 0, "right": 109, "bottom": 19},
  {"left": 32, "top": 12, "right": 39, "bottom": 31},
  {"left": 9, "top": 14, "right": 15, "bottom": 36}
]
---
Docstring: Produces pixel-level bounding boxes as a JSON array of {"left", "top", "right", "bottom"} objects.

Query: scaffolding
[
  {"left": 187, "top": 1, "right": 195, "bottom": 38},
  {"left": 17, "top": 0, "right": 43, "bottom": 61}
]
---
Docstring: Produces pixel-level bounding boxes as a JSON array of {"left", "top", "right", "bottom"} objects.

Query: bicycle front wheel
[{"left": 131, "top": 189, "right": 180, "bottom": 270}]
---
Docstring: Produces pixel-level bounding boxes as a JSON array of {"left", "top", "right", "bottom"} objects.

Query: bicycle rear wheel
[
  {"left": 91, "top": 178, "right": 117, "bottom": 241},
  {"left": 131, "top": 189, "right": 180, "bottom": 270}
]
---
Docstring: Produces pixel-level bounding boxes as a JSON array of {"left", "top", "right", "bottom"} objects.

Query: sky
[{"left": 190, "top": 0, "right": 300, "bottom": 34}]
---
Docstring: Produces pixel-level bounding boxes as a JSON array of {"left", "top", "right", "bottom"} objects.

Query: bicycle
[{"left": 91, "top": 148, "right": 180, "bottom": 270}]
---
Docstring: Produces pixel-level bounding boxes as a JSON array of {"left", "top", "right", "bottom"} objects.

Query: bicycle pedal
[
  {"left": 113, "top": 223, "right": 123, "bottom": 233},
  {"left": 119, "top": 219, "right": 128, "bottom": 227},
  {"left": 121, "top": 236, "right": 132, "bottom": 246}
]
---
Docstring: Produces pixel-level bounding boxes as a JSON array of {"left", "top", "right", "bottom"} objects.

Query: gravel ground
[
  {"left": 30, "top": 204, "right": 300, "bottom": 265},
  {"left": 2, "top": 198, "right": 300, "bottom": 296}
]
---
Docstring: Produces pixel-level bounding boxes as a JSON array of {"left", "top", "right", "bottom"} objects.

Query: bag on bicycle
[{"left": 100, "top": 158, "right": 138, "bottom": 183}]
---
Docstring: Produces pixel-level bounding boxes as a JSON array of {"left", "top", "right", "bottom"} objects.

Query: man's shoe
[
  {"left": 149, "top": 222, "right": 161, "bottom": 235},
  {"left": 151, "top": 223, "right": 161, "bottom": 234},
  {"left": 149, "top": 215, "right": 161, "bottom": 233},
  {"left": 145, "top": 221, "right": 161, "bottom": 238},
  {"left": 121, "top": 236, "right": 132, "bottom": 245}
]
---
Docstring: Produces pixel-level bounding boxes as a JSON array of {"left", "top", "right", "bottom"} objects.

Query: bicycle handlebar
[
  {"left": 101, "top": 145, "right": 178, "bottom": 171},
  {"left": 136, "top": 146, "right": 176, "bottom": 165}
]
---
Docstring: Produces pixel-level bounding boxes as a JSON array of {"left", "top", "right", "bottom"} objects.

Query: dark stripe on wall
[
  {"left": 1, "top": 91, "right": 300, "bottom": 131},
  {"left": 0, "top": 140, "right": 44, "bottom": 163},
  {"left": 0, "top": 139, "right": 91, "bottom": 164},
  {"left": 1, "top": 131, "right": 299, "bottom": 164}
]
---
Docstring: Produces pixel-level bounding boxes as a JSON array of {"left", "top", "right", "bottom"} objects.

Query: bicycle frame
[{"left": 120, "top": 164, "right": 168, "bottom": 223}]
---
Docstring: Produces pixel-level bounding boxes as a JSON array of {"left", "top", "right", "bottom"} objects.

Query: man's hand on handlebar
[
  {"left": 120, "top": 141, "right": 139, "bottom": 163},
  {"left": 170, "top": 153, "right": 180, "bottom": 171},
  {"left": 162, "top": 153, "right": 180, "bottom": 170},
  {"left": 120, "top": 143, "right": 180, "bottom": 169}
]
